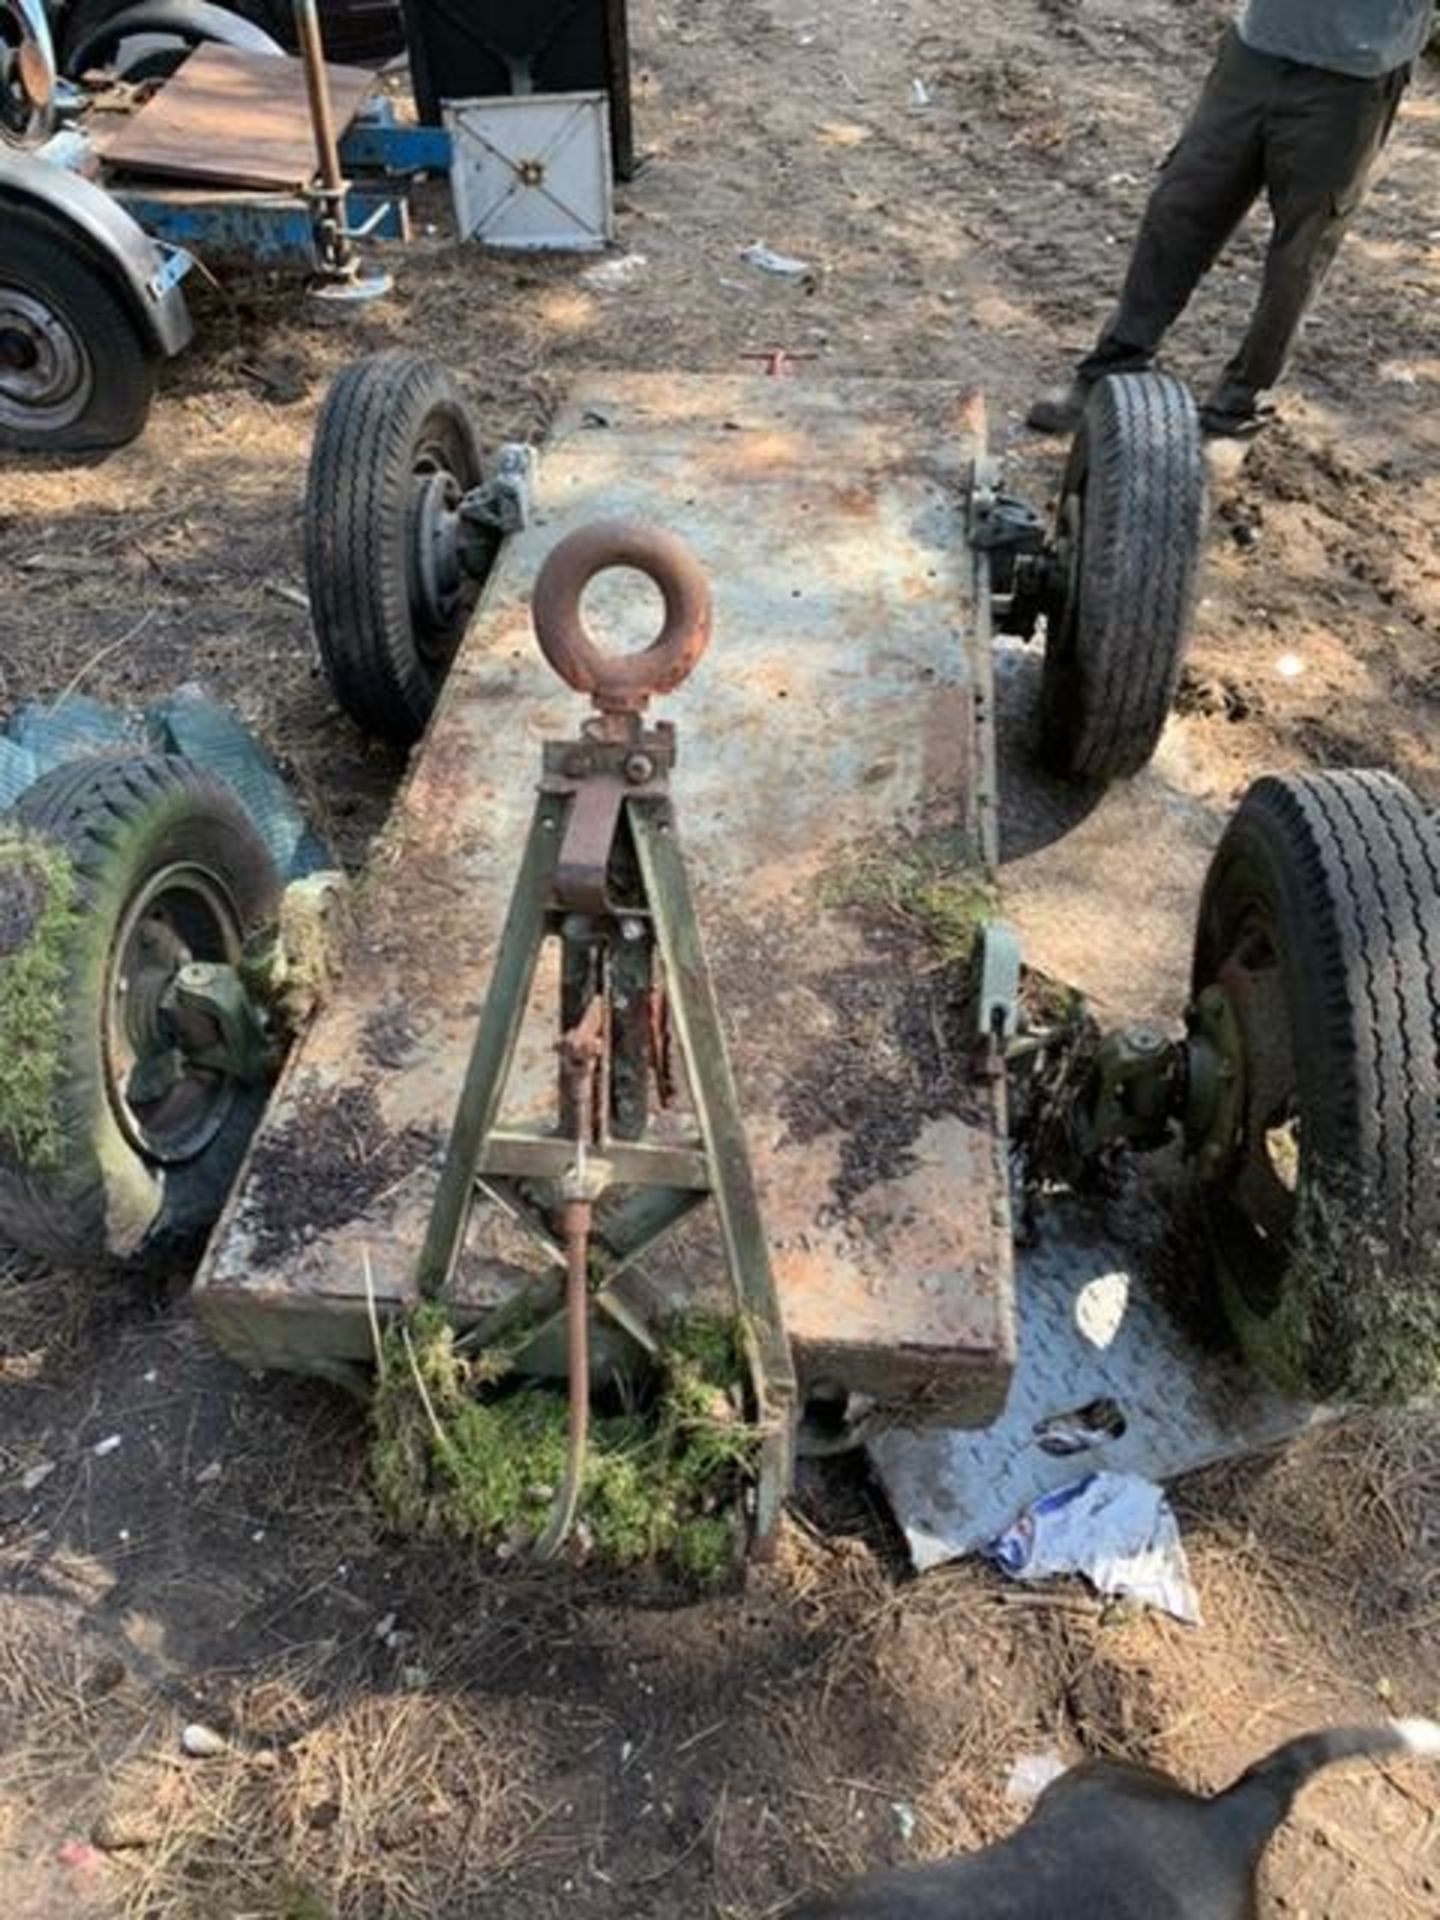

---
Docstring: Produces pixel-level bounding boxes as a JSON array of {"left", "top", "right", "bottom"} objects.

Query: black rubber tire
[
  {"left": 304, "top": 352, "right": 487, "bottom": 745},
  {"left": 228, "top": 0, "right": 406, "bottom": 61},
  {"left": 61, "top": 0, "right": 281, "bottom": 78},
  {"left": 63, "top": 0, "right": 408, "bottom": 64},
  {"left": 1193, "top": 769, "right": 1440, "bottom": 1402},
  {"left": 1040, "top": 371, "right": 1207, "bottom": 781},
  {"left": 0, "top": 201, "right": 157, "bottom": 453},
  {"left": 0, "top": 755, "right": 280, "bottom": 1268}
]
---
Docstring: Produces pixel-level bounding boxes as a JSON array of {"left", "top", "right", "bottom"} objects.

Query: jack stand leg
[
  {"left": 536, "top": 1196, "right": 593, "bottom": 1561},
  {"left": 631, "top": 803, "right": 797, "bottom": 1543},
  {"left": 417, "top": 795, "right": 564, "bottom": 1300}
]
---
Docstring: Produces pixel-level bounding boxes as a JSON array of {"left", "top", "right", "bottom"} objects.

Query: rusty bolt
[{"left": 624, "top": 751, "right": 656, "bottom": 786}]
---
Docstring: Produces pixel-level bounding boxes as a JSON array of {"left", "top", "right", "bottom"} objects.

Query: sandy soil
[{"left": 2, "top": 2, "right": 1439, "bottom": 1916}]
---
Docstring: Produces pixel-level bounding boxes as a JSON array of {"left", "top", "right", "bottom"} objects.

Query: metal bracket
[
  {"left": 973, "top": 488, "right": 1063, "bottom": 641},
  {"left": 147, "top": 241, "right": 195, "bottom": 301},
  {"left": 461, "top": 442, "right": 537, "bottom": 536},
  {"left": 167, "top": 962, "right": 278, "bottom": 1086},
  {"left": 974, "top": 919, "right": 1022, "bottom": 1046}
]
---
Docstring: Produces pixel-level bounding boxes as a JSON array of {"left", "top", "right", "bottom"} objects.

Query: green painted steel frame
[{"left": 413, "top": 782, "right": 797, "bottom": 1548}]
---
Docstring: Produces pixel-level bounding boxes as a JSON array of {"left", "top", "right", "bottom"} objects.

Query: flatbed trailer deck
[{"left": 194, "top": 373, "right": 1017, "bottom": 1428}]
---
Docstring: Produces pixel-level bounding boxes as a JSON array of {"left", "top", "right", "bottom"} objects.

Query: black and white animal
[{"left": 784, "top": 1719, "right": 1440, "bottom": 1918}]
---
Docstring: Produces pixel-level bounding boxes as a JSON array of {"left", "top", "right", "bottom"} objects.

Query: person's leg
[
  {"left": 1202, "top": 61, "right": 1409, "bottom": 432},
  {"left": 1028, "top": 30, "right": 1269, "bottom": 431}
]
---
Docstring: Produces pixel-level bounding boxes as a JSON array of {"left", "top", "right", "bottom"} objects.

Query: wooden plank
[{"left": 95, "top": 45, "right": 376, "bottom": 191}]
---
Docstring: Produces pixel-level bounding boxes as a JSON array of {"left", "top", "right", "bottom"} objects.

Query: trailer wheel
[
  {"left": 2, "top": 0, "right": 57, "bottom": 147},
  {"left": 1191, "top": 769, "right": 1440, "bottom": 1402},
  {"left": 305, "top": 353, "right": 491, "bottom": 745},
  {"left": 61, "top": 0, "right": 282, "bottom": 81},
  {"left": 1040, "top": 372, "right": 1206, "bottom": 781},
  {"left": 0, "top": 202, "right": 156, "bottom": 452},
  {"left": 0, "top": 755, "right": 280, "bottom": 1267}
]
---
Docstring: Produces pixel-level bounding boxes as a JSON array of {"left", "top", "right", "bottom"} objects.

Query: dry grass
[
  {"left": 1, "top": 1410, "right": 1438, "bottom": 1917},
  {"left": 0, "top": 1248, "right": 100, "bottom": 1386},
  {"left": 104, "top": 1688, "right": 556, "bottom": 1919}
]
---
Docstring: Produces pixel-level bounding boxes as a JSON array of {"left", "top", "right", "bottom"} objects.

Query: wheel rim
[
  {"left": 1202, "top": 901, "right": 1300, "bottom": 1316},
  {"left": 104, "top": 864, "right": 243, "bottom": 1165},
  {"left": 1042, "top": 484, "right": 1087, "bottom": 723},
  {"left": 0, "top": 285, "right": 93, "bottom": 431},
  {"left": 1, "top": 9, "right": 56, "bottom": 147},
  {"left": 408, "top": 463, "right": 466, "bottom": 653}
]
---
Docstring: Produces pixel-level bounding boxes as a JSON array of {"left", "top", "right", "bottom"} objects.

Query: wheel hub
[
  {"left": 106, "top": 864, "right": 247, "bottom": 1166},
  {"left": 1208, "top": 914, "right": 1300, "bottom": 1264},
  {"left": 0, "top": 326, "right": 36, "bottom": 370},
  {"left": 0, "top": 287, "right": 91, "bottom": 429},
  {"left": 409, "top": 466, "right": 466, "bottom": 645}
]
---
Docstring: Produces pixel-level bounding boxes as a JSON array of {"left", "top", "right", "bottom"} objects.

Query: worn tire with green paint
[
  {"left": 0, "top": 755, "right": 279, "bottom": 1267},
  {"left": 1193, "top": 769, "right": 1440, "bottom": 1401}
]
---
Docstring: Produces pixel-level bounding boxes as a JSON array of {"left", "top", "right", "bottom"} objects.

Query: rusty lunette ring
[{"left": 531, "top": 520, "right": 711, "bottom": 712}]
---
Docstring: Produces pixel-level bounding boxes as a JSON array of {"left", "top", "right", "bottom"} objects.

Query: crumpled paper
[{"left": 987, "top": 1470, "right": 1201, "bottom": 1624}]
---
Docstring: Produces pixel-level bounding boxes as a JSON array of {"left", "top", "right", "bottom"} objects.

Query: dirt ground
[{"left": 3, "top": 1, "right": 1440, "bottom": 1915}]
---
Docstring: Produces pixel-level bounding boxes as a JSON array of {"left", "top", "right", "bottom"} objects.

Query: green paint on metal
[
  {"left": 415, "top": 794, "right": 565, "bottom": 1301},
  {"left": 370, "top": 1304, "right": 756, "bottom": 1582},
  {"left": 0, "top": 833, "right": 79, "bottom": 1169},
  {"left": 817, "top": 829, "right": 996, "bottom": 968}
]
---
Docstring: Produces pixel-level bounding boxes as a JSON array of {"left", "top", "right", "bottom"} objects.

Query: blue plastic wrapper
[{"left": 987, "top": 1470, "right": 1202, "bottom": 1624}]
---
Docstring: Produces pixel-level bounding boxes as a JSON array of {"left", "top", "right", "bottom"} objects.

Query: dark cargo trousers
[{"left": 1078, "top": 28, "right": 1409, "bottom": 421}]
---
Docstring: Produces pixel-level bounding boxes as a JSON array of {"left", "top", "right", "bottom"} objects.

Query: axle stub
[{"left": 532, "top": 520, "right": 712, "bottom": 714}]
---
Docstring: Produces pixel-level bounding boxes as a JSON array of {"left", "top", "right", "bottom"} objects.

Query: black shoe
[
  {"left": 1025, "top": 382, "right": 1090, "bottom": 435},
  {"left": 1198, "top": 402, "right": 1271, "bottom": 441}
]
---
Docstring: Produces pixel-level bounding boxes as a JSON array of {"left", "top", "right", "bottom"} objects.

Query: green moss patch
[
  {"left": 1250, "top": 1181, "right": 1440, "bottom": 1406},
  {"left": 0, "top": 833, "right": 79, "bottom": 1170},
  {"left": 370, "top": 1305, "right": 756, "bottom": 1582},
  {"left": 817, "top": 829, "right": 995, "bottom": 968}
]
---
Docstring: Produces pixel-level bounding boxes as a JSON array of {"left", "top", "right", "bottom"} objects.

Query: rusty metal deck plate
[
  {"left": 194, "top": 374, "right": 1016, "bottom": 1424},
  {"left": 94, "top": 46, "right": 375, "bottom": 190}
]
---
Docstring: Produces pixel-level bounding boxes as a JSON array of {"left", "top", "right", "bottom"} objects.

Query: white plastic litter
[
  {"left": 579, "top": 252, "right": 648, "bottom": 291},
  {"left": 988, "top": 1470, "right": 1202, "bottom": 1625},
  {"left": 740, "top": 242, "right": 813, "bottom": 277},
  {"left": 181, "top": 1724, "right": 227, "bottom": 1758},
  {"left": 1005, "top": 1750, "right": 1070, "bottom": 1804},
  {"left": 92, "top": 1435, "right": 122, "bottom": 1458}
]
